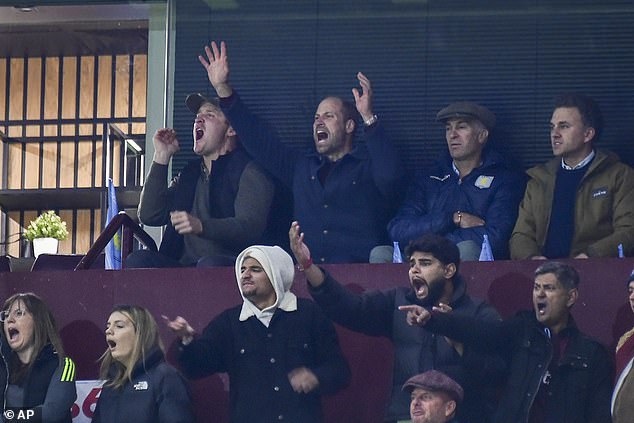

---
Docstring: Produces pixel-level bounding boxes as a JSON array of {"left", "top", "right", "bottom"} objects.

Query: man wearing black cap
[
  {"left": 387, "top": 101, "right": 526, "bottom": 261},
  {"left": 612, "top": 269, "right": 634, "bottom": 423},
  {"left": 403, "top": 370, "right": 464, "bottom": 423},
  {"left": 196, "top": 40, "right": 405, "bottom": 264},
  {"left": 126, "top": 95, "right": 275, "bottom": 268}
]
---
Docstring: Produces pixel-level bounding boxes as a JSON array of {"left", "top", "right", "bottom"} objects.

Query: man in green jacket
[{"left": 510, "top": 93, "right": 634, "bottom": 259}]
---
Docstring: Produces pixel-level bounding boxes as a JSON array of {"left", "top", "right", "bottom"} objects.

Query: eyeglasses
[{"left": 0, "top": 309, "right": 28, "bottom": 322}]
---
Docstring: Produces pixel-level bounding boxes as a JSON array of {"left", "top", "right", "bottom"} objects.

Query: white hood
[{"left": 235, "top": 245, "right": 297, "bottom": 326}]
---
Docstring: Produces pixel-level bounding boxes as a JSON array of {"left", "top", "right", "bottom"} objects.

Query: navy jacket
[
  {"left": 178, "top": 298, "right": 350, "bottom": 423},
  {"left": 92, "top": 347, "right": 194, "bottom": 423},
  {"left": 389, "top": 148, "right": 526, "bottom": 259},
  {"left": 220, "top": 92, "right": 405, "bottom": 263},
  {"left": 309, "top": 272, "right": 502, "bottom": 422},
  {"left": 427, "top": 310, "right": 613, "bottom": 423}
]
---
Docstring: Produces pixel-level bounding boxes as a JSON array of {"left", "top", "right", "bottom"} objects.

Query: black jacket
[
  {"left": 92, "top": 347, "right": 194, "bottom": 423},
  {"left": 427, "top": 310, "right": 613, "bottom": 423},
  {"left": 309, "top": 272, "right": 503, "bottom": 422},
  {"left": 0, "top": 343, "right": 76, "bottom": 423},
  {"left": 178, "top": 298, "right": 350, "bottom": 423}
]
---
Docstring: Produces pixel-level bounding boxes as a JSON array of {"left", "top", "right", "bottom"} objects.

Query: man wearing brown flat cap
[
  {"left": 403, "top": 370, "right": 463, "bottom": 423},
  {"left": 386, "top": 101, "right": 526, "bottom": 261}
]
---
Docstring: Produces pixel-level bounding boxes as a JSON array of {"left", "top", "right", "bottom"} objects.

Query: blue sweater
[
  {"left": 543, "top": 164, "right": 588, "bottom": 258},
  {"left": 219, "top": 92, "right": 405, "bottom": 263},
  {"left": 388, "top": 149, "right": 527, "bottom": 259}
]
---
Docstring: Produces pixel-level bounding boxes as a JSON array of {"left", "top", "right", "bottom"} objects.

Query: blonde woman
[
  {"left": 92, "top": 305, "right": 194, "bottom": 423},
  {"left": 0, "top": 293, "right": 77, "bottom": 423}
]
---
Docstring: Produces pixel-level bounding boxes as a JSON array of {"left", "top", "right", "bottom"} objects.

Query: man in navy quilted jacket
[{"left": 387, "top": 101, "right": 526, "bottom": 260}]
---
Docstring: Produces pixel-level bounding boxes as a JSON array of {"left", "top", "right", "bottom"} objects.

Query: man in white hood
[{"left": 165, "top": 245, "right": 350, "bottom": 423}]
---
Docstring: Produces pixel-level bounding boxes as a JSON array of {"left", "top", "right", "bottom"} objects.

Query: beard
[{"left": 426, "top": 278, "right": 447, "bottom": 306}]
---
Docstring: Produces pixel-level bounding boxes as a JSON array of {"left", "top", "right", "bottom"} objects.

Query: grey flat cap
[
  {"left": 436, "top": 101, "right": 496, "bottom": 130},
  {"left": 185, "top": 93, "right": 220, "bottom": 114},
  {"left": 402, "top": 370, "right": 464, "bottom": 403}
]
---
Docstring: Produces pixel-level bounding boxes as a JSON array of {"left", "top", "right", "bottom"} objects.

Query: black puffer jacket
[
  {"left": 92, "top": 347, "right": 194, "bottom": 423},
  {"left": 0, "top": 342, "right": 76, "bottom": 423}
]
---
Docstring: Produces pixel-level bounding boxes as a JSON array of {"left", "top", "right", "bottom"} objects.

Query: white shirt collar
[
  {"left": 239, "top": 293, "right": 297, "bottom": 327},
  {"left": 561, "top": 150, "right": 595, "bottom": 170}
]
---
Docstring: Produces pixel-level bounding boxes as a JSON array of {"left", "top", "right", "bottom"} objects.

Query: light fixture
[{"left": 13, "top": 6, "right": 37, "bottom": 13}]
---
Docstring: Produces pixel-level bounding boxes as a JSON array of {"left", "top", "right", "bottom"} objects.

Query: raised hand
[
  {"left": 152, "top": 128, "right": 180, "bottom": 165},
  {"left": 170, "top": 211, "right": 203, "bottom": 235},
  {"left": 162, "top": 315, "right": 195, "bottom": 344},
  {"left": 198, "top": 40, "right": 233, "bottom": 98},
  {"left": 398, "top": 304, "right": 432, "bottom": 326},
  {"left": 289, "top": 221, "right": 312, "bottom": 269},
  {"left": 288, "top": 367, "right": 320, "bottom": 394},
  {"left": 351, "top": 72, "right": 374, "bottom": 122}
]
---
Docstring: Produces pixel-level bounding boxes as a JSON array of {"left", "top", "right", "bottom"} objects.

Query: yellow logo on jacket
[{"left": 474, "top": 175, "right": 494, "bottom": 189}]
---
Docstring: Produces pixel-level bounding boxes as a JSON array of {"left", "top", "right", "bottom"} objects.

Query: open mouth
[
  {"left": 8, "top": 328, "right": 19, "bottom": 340},
  {"left": 195, "top": 128, "right": 204, "bottom": 141},
  {"left": 412, "top": 278, "right": 428, "bottom": 297},
  {"left": 107, "top": 340, "right": 117, "bottom": 349},
  {"left": 536, "top": 303, "right": 547, "bottom": 315},
  {"left": 316, "top": 129, "right": 328, "bottom": 141}
]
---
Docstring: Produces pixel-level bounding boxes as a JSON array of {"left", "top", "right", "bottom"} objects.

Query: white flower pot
[{"left": 32, "top": 237, "right": 59, "bottom": 257}]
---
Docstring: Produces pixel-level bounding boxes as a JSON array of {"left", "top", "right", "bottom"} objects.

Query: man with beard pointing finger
[{"left": 289, "top": 222, "right": 503, "bottom": 423}]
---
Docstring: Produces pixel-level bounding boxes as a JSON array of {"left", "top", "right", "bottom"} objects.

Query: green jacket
[{"left": 510, "top": 149, "right": 634, "bottom": 259}]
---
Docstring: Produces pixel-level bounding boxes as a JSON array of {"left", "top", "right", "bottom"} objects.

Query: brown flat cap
[
  {"left": 402, "top": 370, "right": 464, "bottom": 403},
  {"left": 436, "top": 101, "right": 496, "bottom": 130},
  {"left": 185, "top": 93, "right": 220, "bottom": 114}
]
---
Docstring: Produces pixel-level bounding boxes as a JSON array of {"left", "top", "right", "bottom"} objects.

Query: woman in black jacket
[
  {"left": 0, "top": 292, "right": 77, "bottom": 423},
  {"left": 92, "top": 305, "right": 194, "bottom": 423}
]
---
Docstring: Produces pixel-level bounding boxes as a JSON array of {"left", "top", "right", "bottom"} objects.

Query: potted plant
[{"left": 24, "top": 210, "right": 69, "bottom": 257}]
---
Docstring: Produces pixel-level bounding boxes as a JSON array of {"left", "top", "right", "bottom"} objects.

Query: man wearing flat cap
[
  {"left": 612, "top": 269, "right": 634, "bottom": 423},
  {"left": 403, "top": 370, "right": 463, "bottom": 423},
  {"left": 126, "top": 94, "right": 275, "bottom": 268},
  {"left": 387, "top": 101, "right": 526, "bottom": 261}
]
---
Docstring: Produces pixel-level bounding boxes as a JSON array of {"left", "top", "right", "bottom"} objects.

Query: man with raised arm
[
  {"left": 401, "top": 261, "right": 613, "bottom": 423},
  {"left": 290, "top": 221, "right": 503, "bottom": 423},
  {"left": 127, "top": 95, "right": 274, "bottom": 268},
  {"left": 198, "top": 40, "right": 405, "bottom": 263}
]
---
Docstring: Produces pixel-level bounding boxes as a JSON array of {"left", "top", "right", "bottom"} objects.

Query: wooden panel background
[{"left": 0, "top": 54, "right": 147, "bottom": 257}]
